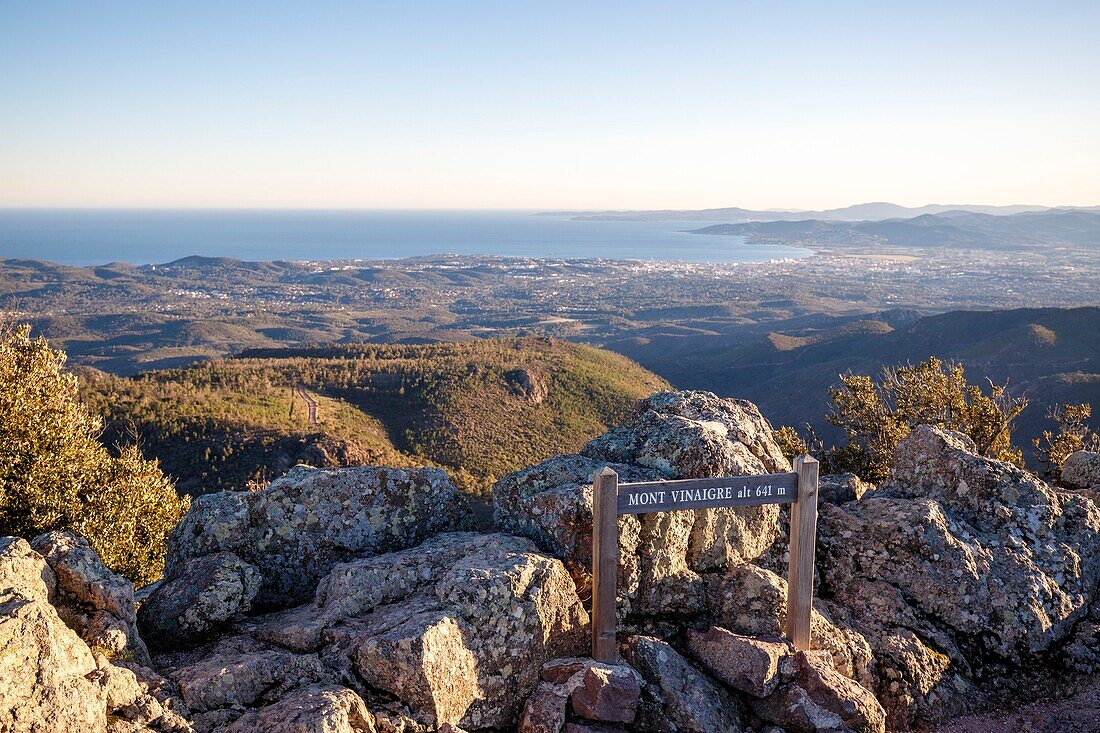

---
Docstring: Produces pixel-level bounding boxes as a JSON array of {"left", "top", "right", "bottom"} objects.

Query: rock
[
  {"left": 582, "top": 391, "right": 789, "bottom": 478},
  {"left": 1062, "top": 450, "right": 1100, "bottom": 490},
  {"left": 138, "top": 551, "right": 261, "bottom": 648},
  {"left": 750, "top": 651, "right": 886, "bottom": 733},
  {"left": 348, "top": 534, "right": 587, "bottom": 730},
  {"left": 518, "top": 682, "right": 570, "bottom": 733},
  {"left": 704, "top": 563, "right": 875, "bottom": 687},
  {"left": 621, "top": 635, "right": 743, "bottom": 733},
  {"left": 821, "top": 426, "right": 1100, "bottom": 662},
  {"left": 166, "top": 465, "right": 472, "bottom": 608},
  {"left": 815, "top": 426, "right": 1100, "bottom": 729},
  {"left": 0, "top": 536, "right": 107, "bottom": 732},
  {"left": 519, "top": 657, "right": 641, "bottom": 731},
  {"left": 167, "top": 636, "right": 330, "bottom": 713},
  {"left": 226, "top": 684, "right": 376, "bottom": 733},
  {"left": 569, "top": 662, "right": 642, "bottom": 723},
  {"left": 505, "top": 367, "right": 549, "bottom": 404},
  {"left": 249, "top": 533, "right": 586, "bottom": 730},
  {"left": 494, "top": 391, "right": 790, "bottom": 617},
  {"left": 818, "top": 474, "right": 875, "bottom": 504},
  {"left": 685, "top": 626, "right": 790, "bottom": 697},
  {"left": 30, "top": 530, "right": 150, "bottom": 664}
]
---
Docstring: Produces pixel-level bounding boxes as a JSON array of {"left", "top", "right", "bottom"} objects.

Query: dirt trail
[{"left": 294, "top": 384, "right": 318, "bottom": 424}]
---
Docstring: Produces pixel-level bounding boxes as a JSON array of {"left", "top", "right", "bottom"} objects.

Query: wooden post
[
  {"left": 591, "top": 467, "right": 619, "bottom": 663},
  {"left": 786, "top": 454, "right": 819, "bottom": 651}
]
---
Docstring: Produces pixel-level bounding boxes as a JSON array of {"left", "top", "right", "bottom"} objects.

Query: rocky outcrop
[
  {"left": 1, "top": 536, "right": 193, "bottom": 733},
  {"left": 166, "top": 465, "right": 472, "bottom": 608},
  {"left": 30, "top": 530, "right": 150, "bottom": 664},
  {"left": 0, "top": 537, "right": 107, "bottom": 732},
  {"left": 237, "top": 532, "right": 588, "bottom": 730},
  {"left": 494, "top": 391, "right": 791, "bottom": 617},
  {"left": 817, "top": 426, "right": 1100, "bottom": 728},
  {"left": 139, "top": 552, "right": 261, "bottom": 648},
  {"left": 1062, "top": 450, "right": 1100, "bottom": 490}
]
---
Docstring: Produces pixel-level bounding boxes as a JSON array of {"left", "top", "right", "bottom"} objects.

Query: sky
[{"left": 1, "top": 1, "right": 1098, "bottom": 210}]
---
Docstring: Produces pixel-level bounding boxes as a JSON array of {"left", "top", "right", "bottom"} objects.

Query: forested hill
[
  {"left": 607, "top": 306, "right": 1100, "bottom": 461},
  {"left": 79, "top": 338, "right": 669, "bottom": 495}
]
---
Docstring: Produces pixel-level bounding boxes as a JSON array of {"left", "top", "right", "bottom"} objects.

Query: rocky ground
[{"left": 2, "top": 390, "right": 1099, "bottom": 732}]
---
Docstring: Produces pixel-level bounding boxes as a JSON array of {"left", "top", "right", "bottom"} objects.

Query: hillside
[
  {"left": 606, "top": 306, "right": 1100, "bottom": 463},
  {"left": 80, "top": 337, "right": 669, "bottom": 494},
  {"left": 690, "top": 208, "right": 1100, "bottom": 251}
]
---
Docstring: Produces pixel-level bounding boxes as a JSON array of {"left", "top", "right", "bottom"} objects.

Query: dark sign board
[{"left": 616, "top": 472, "right": 798, "bottom": 515}]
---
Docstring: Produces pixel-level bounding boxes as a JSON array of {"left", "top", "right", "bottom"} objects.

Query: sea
[{"left": 0, "top": 209, "right": 811, "bottom": 266}]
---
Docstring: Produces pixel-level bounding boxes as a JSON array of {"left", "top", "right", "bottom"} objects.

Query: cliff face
[{"left": 2, "top": 391, "right": 1099, "bottom": 733}]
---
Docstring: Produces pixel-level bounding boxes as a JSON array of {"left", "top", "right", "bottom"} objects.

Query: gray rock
[
  {"left": 167, "top": 635, "right": 330, "bottom": 714},
  {"left": 1062, "top": 450, "right": 1100, "bottom": 490},
  {"left": 621, "top": 634, "right": 743, "bottom": 733},
  {"left": 31, "top": 530, "right": 150, "bottom": 664},
  {"left": 226, "top": 684, "right": 376, "bottom": 733},
  {"left": 704, "top": 563, "right": 875, "bottom": 687},
  {"left": 250, "top": 532, "right": 588, "bottom": 731},
  {"left": 166, "top": 465, "right": 472, "bottom": 608},
  {"left": 493, "top": 391, "right": 790, "bottom": 617},
  {"left": 139, "top": 551, "right": 262, "bottom": 648},
  {"left": 0, "top": 536, "right": 107, "bottom": 732},
  {"left": 818, "top": 474, "right": 875, "bottom": 504},
  {"left": 816, "top": 426, "right": 1100, "bottom": 729}
]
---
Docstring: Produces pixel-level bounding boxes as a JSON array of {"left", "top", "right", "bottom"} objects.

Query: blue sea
[{"left": 0, "top": 209, "right": 811, "bottom": 266}]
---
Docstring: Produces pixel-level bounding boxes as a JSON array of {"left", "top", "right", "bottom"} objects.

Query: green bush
[
  {"left": 826, "top": 357, "right": 1027, "bottom": 483},
  {"left": 0, "top": 324, "right": 187, "bottom": 584}
]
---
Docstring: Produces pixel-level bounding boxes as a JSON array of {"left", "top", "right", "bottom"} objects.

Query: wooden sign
[{"left": 590, "top": 455, "right": 819, "bottom": 663}]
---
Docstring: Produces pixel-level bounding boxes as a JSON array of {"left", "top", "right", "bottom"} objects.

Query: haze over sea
[{"left": 0, "top": 209, "right": 810, "bottom": 267}]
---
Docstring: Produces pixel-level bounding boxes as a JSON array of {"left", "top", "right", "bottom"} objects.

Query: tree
[
  {"left": 1032, "top": 403, "right": 1100, "bottom": 479},
  {"left": 0, "top": 323, "right": 188, "bottom": 584},
  {"left": 826, "top": 357, "right": 1027, "bottom": 483}
]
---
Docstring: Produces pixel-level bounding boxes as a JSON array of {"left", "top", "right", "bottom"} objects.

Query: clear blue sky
[{"left": 1, "top": 1, "right": 1097, "bottom": 209}]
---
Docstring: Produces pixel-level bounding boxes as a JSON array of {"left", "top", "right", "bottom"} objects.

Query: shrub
[
  {"left": 773, "top": 425, "right": 808, "bottom": 463},
  {"left": 1032, "top": 403, "right": 1100, "bottom": 480},
  {"left": 826, "top": 357, "right": 1027, "bottom": 483},
  {"left": 0, "top": 324, "right": 187, "bottom": 584}
]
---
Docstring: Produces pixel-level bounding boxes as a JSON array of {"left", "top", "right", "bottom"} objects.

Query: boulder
[
  {"left": 166, "top": 635, "right": 330, "bottom": 714},
  {"left": 581, "top": 391, "right": 789, "bottom": 478},
  {"left": 30, "top": 530, "right": 150, "bottom": 664},
  {"left": 750, "top": 651, "right": 886, "bottom": 733},
  {"left": 821, "top": 426, "right": 1100, "bottom": 661},
  {"left": 704, "top": 563, "right": 875, "bottom": 687},
  {"left": 519, "top": 658, "right": 641, "bottom": 732},
  {"left": 685, "top": 626, "right": 789, "bottom": 697},
  {"left": 226, "top": 684, "right": 376, "bottom": 733},
  {"left": 815, "top": 426, "right": 1100, "bottom": 728},
  {"left": 251, "top": 533, "right": 587, "bottom": 730},
  {"left": 818, "top": 473, "right": 875, "bottom": 504},
  {"left": 1062, "top": 450, "right": 1100, "bottom": 490},
  {"left": 493, "top": 391, "right": 790, "bottom": 616},
  {"left": 139, "top": 552, "right": 261, "bottom": 648},
  {"left": 569, "top": 663, "right": 641, "bottom": 723},
  {"left": 621, "top": 635, "right": 743, "bottom": 733},
  {"left": 166, "top": 465, "right": 472, "bottom": 608},
  {"left": 0, "top": 536, "right": 107, "bottom": 732}
]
